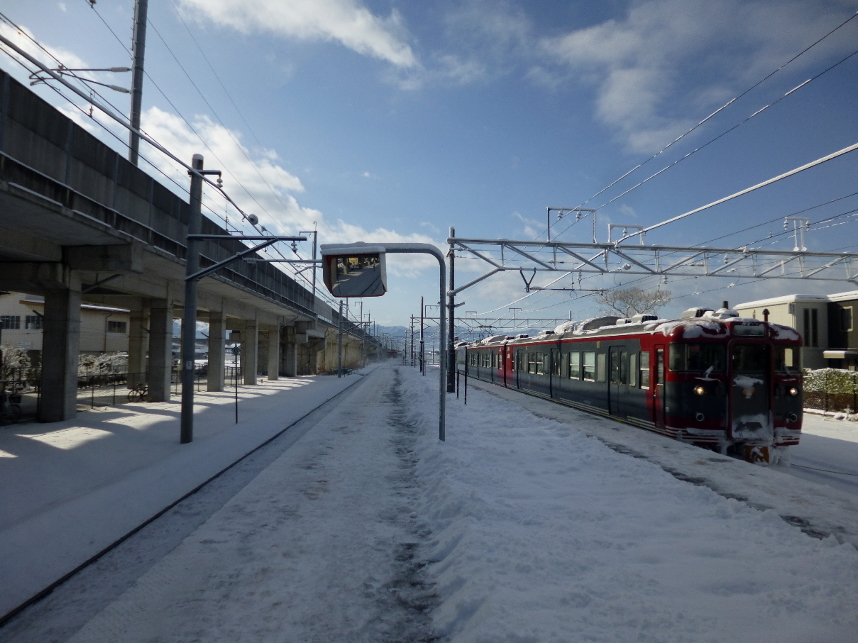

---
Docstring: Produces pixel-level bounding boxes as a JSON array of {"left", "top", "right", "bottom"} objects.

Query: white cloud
[
  {"left": 177, "top": 0, "right": 416, "bottom": 68},
  {"left": 419, "top": 221, "right": 441, "bottom": 235},
  {"left": 541, "top": 0, "right": 856, "bottom": 153},
  {"left": 0, "top": 21, "right": 90, "bottom": 85},
  {"left": 136, "top": 106, "right": 441, "bottom": 277},
  {"left": 511, "top": 211, "right": 543, "bottom": 239}
]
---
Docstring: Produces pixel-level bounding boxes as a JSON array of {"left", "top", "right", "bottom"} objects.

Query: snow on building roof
[
  {"left": 735, "top": 290, "right": 858, "bottom": 309},
  {"left": 733, "top": 294, "right": 829, "bottom": 308}
]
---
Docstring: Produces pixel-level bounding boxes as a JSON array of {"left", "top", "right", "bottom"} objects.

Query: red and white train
[{"left": 455, "top": 306, "right": 803, "bottom": 463}]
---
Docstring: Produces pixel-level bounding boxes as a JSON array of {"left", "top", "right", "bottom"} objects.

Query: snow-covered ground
[
  {"left": 791, "top": 412, "right": 858, "bottom": 495},
  {"left": 0, "top": 372, "right": 368, "bottom": 621},
  {"left": 2, "top": 365, "right": 858, "bottom": 642}
]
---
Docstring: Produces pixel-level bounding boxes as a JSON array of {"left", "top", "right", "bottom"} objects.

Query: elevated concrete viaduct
[{"left": 0, "top": 70, "right": 370, "bottom": 422}]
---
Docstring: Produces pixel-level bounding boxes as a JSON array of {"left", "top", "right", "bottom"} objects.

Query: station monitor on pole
[
  {"left": 320, "top": 241, "right": 448, "bottom": 441},
  {"left": 321, "top": 244, "right": 388, "bottom": 297}
]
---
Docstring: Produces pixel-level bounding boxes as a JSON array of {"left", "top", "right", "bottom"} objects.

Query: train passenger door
[
  {"left": 608, "top": 347, "right": 628, "bottom": 416},
  {"left": 653, "top": 346, "right": 666, "bottom": 428},
  {"left": 515, "top": 349, "right": 522, "bottom": 389}
]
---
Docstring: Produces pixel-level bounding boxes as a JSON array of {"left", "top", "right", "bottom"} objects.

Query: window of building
[
  {"left": 1, "top": 315, "right": 21, "bottom": 330},
  {"left": 107, "top": 320, "right": 127, "bottom": 333},
  {"left": 25, "top": 315, "right": 43, "bottom": 330},
  {"left": 811, "top": 308, "right": 819, "bottom": 347},
  {"left": 841, "top": 306, "right": 854, "bottom": 332},
  {"left": 803, "top": 308, "right": 819, "bottom": 347}
]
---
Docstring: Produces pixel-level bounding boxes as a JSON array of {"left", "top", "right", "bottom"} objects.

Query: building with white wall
[
  {"left": 734, "top": 290, "right": 858, "bottom": 370},
  {"left": 0, "top": 292, "right": 130, "bottom": 358}
]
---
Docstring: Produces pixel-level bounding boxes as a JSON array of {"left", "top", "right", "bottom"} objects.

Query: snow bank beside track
[{"left": 406, "top": 368, "right": 858, "bottom": 642}]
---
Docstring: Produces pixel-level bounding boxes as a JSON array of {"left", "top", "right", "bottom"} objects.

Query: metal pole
[
  {"left": 128, "top": 0, "right": 148, "bottom": 166},
  {"left": 337, "top": 300, "right": 344, "bottom": 377},
  {"left": 447, "top": 227, "right": 456, "bottom": 392},
  {"left": 180, "top": 154, "right": 204, "bottom": 443},
  {"left": 312, "top": 228, "right": 318, "bottom": 297},
  {"left": 420, "top": 296, "right": 425, "bottom": 375}
]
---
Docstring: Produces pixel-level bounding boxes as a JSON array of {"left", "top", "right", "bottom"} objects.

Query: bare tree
[{"left": 596, "top": 287, "right": 671, "bottom": 318}]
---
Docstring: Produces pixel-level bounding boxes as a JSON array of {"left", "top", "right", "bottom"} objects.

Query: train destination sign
[{"left": 321, "top": 244, "right": 388, "bottom": 298}]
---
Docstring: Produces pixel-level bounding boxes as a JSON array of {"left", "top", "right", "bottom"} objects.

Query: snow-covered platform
[{"left": 0, "top": 371, "right": 368, "bottom": 621}]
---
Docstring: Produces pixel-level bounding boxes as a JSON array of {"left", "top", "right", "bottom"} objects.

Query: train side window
[
  {"left": 656, "top": 349, "right": 664, "bottom": 385},
  {"left": 538, "top": 353, "right": 547, "bottom": 375},
  {"left": 582, "top": 351, "right": 596, "bottom": 381},
  {"left": 669, "top": 345, "right": 683, "bottom": 371},
  {"left": 629, "top": 353, "right": 638, "bottom": 387},
  {"left": 568, "top": 352, "right": 580, "bottom": 379},
  {"left": 776, "top": 346, "right": 801, "bottom": 373},
  {"left": 596, "top": 353, "right": 607, "bottom": 382},
  {"left": 553, "top": 353, "right": 563, "bottom": 377},
  {"left": 639, "top": 352, "right": 650, "bottom": 388}
]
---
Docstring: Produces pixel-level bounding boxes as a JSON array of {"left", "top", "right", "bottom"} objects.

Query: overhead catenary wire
[
  {"left": 126, "top": 5, "right": 332, "bottom": 301},
  {"left": 0, "top": 24, "right": 344, "bottom": 307},
  {"left": 468, "top": 200, "right": 858, "bottom": 320},
  {"left": 548, "top": 47, "right": 858, "bottom": 244},
  {"left": 571, "top": 10, "right": 858, "bottom": 213},
  {"left": 591, "top": 49, "right": 858, "bottom": 213},
  {"left": 1, "top": 10, "right": 341, "bottom": 307},
  {"left": 616, "top": 142, "right": 858, "bottom": 244}
]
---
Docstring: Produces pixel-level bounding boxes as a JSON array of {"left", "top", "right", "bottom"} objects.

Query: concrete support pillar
[
  {"left": 127, "top": 304, "right": 149, "bottom": 389},
  {"left": 207, "top": 309, "right": 226, "bottom": 392},
  {"left": 242, "top": 319, "right": 258, "bottom": 385},
  {"left": 267, "top": 325, "right": 280, "bottom": 381},
  {"left": 282, "top": 326, "right": 298, "bottom": 377},
  {"left": 39, "top": 286, "right": 81, "bottom": 422},
  {"left": 148, "top": 299, "right": 173, "bottom": 402}
]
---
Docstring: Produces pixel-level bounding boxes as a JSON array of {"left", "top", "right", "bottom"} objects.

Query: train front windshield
[{"left": 732, "top": 344, "right": 770, "bottom": 374}]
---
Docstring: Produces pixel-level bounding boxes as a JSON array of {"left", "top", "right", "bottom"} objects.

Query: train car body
[{"left": 456, "top": 309, "right": 803, "bottom": 463}]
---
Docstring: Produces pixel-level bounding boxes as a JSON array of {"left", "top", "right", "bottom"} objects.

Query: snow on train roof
[{"left": 459, "top": 308, "right": 800, "bottom": 347}]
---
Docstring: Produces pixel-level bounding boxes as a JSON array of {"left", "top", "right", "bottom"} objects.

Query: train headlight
[
  {"left": 693, "top": 385, "right": 706, "bottom": 396},
  {"left": 788, "top": 387, "right": 800, "bottom": 397}
]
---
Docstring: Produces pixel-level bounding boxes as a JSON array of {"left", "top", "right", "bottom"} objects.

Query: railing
[{"left": 0, "top": 364, "right": 249, "bottom": 425}]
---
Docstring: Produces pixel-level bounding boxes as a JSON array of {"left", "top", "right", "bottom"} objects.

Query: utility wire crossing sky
[{"left": 0, "top": 0, "right": 856, "bottom": 326}]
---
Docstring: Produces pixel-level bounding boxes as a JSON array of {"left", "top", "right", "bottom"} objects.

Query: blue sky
[{"left": 1, "top": 0, "right": 856, "bottom": 333}]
